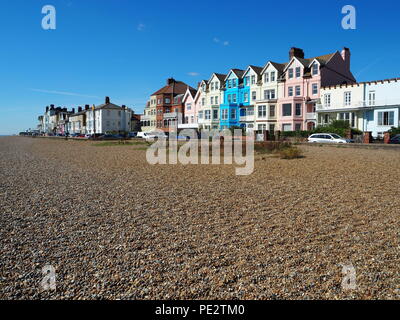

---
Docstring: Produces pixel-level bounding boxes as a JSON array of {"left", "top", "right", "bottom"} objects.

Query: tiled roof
[
  {"left": 152, "top": 80, "right": 196, "bottom": 96},
  {"left": 231, "top": 69, "right": 245, "bottom": 78}
]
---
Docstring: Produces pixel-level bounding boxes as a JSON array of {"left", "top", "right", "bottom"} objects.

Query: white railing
[
  {"left": 240, "top": 115, "right": 255, "bottom": 122},
  {"left": 306, "top": 112, "right": 316, "bottom": 120},
  {"left": 163, "top": 112, "right": 181, "bottom": 119}
]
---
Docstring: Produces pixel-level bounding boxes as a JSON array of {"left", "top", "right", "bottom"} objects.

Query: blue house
[{"left": 220, "top": 69, "right": 246, "bottom": 129}]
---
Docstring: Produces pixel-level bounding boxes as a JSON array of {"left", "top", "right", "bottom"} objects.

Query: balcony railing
[
  {"left": 306, "top": 112, "right": 316, "bottom": 120},
  {"left": 240, "top": 115, "right": 255, "bottom": 122},
  {"left": 163, "top": 112, "right": 181, "bottom": 119},
  {"left": 317, "top": 98, "right": 400, "bottom": 111}
]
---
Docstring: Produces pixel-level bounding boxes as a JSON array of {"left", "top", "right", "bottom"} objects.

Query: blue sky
[{"left": 1, "top": 0, "right": 400, "bottom": 134}]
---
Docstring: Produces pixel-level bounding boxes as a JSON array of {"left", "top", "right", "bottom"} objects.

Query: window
[
  {"left": 211, "top": 97, "right": 214, "bottom": 105},
  {"left": 205, "top": 110, "right": 211, "bottom": 120},
  {"left": 215, "top": 96, "right": 219, "bottom": 104},
  {"left": 245, "top": 76, "right": 249, "bottom": 85},
  {"left": 288, "top": 68, "right": 294, "bottom": 79},
  {"left": 258, "top": 105, "right": 267, "bottom": 118},
  {"left": 339, "top": 112, "right": 350, "bottom": 121},
  {"left": 296, "top": 67, "right": 301, "bottom": 78},
  {"left": 258, "top": 124, "right": 267, "bottom": 131},
  {"left": 198, "top": 111, "right": 203, "bottom": 119},
  {"left": 295, "top": 103, "right": 302, "bottom": 116},
  {"left": 288, "top": 87, "right": 293, "bottom": 97},
  {"left": 232, "top": 79, "right": 237, "bottom": 87},
  {"left": 369, "top": 91, "right": 376, "bottom": 106},
  {"left": 165, "top": 98, "right": 171, "bottom": 104},
  {"left": 295, "top": 123, "right": 302, "bottom": 131},
  {"left": 344, "top": 92, "right": 351, "bottom": 106},
  {"left": 228, "top": 94, "right": 232, "bottom": 103},
  {"left": 243, "top": 92, "right": 249, "bottom": 102},
  {"left": 295, "top": 86, "right": 301, "bottom": 96},
  {"left": 269, "top": 105, "right": 276, "bottom": 117},
  {"left": 269, "top": 124, "right": 275, "bottom": 132},
  {"left": 215, "top": 82, "right": 219, "bottom": 90},
  {"left": 227, "top": 80, "right": 232, "bottom": 88},
  {"left": 211, "top": 83, "right": 214, "bottom": 91},
  {"left": 252, "top": 91, "right": 256, "bottom": 101},
  {"left": 251, "top": 75, "right": 256, "bottom": 84},
  {"left": 232, "top": 94, "right": 237, "bottom": 103},
  {"left": 271, "top": 72, "right": 276, "bottom": 82},
  {"left": 264, "top": 73, "right": 269, "bottom": 82},
  {"left": 312, "top": 63, "right": 319, "bottom": 75},
  {"left": 264, "top": 90, "right": 275, "bottom": 100},
  {"left": 231, "top": 109, "right": 236, "bottom": 119},
  {"left": 312, "top": 84, "right": 318, "bottom": 95},
  {"left": 324, "top": 114, "right": 330, "bottom": 124},
  {"left": 247, "top": 107, "right": 254, "bottom": 116},
  {"left": 157, "top": 99, "right": 161, "bottom": 104},
  {"left": 202, "top": 98, "right": 205, "bottom": 106},
  {"left": 213, "top": 109, "right": 218, "bottom": 120},
  {"left": 282, "top": 124, "right": 292, "bottom": 132},
  {"left": 222, "top": 109, "right": 228, "bottom": 120},
  {"left": 187, "top": 103, "right": 192, "bottom": 111},
  {"left": 282, "top": 104, "right": 292, "bottom": 116},
  {"left": 324, "top": 94, "right": 331, "bottom": 107},
  {"left": 378, "top": 111, "right": 395, "bottom": 126}
]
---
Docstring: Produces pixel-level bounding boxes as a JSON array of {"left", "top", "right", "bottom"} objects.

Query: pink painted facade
[
  {"left": 179, "top": 86, "right": 198, "bottom": 129},
  {"left": 277, "top": 48, "right": 356, "bottom": 131}
]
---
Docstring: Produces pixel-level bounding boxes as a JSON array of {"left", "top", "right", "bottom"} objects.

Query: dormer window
[
  {"left": 295, "top": 67, "right": 301, "bottom": 78},
  {"left": 288, "top": 68, "right": 294, "bottom": 79},
  {"left": 251, "top": 75, "right": 255, "bottom": 85},
  {"left": 232, "top": 79, "right": 237, "bottom": 87},
  {"left": 245, "top": 76, "right": 249, "bottom": 85},
  {"left": 211, "top": 82, "right": 214, "bottom": 91},
  {"left": 227, "top": 80, "right": 232, "bottom": 88},
  {"left": 264, "top": 73, "right": 269, "bottom": 82},
  {"left": 271, "top": 72, "right": 275, "bottom": 82},
  {"left": 312, "top": 63, "right": 319, "bottom": 75},
  {"left": 215, "top": 82, "right": 219, "bottom": 90}
]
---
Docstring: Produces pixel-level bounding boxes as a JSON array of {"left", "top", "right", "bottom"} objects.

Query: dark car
[{"left": 389, "top": 134, "right": 400, "bottom": 144}]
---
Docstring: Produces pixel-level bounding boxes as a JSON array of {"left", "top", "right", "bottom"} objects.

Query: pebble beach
[{"left": 0, "top": 137, "right": 399, "bottom": 299}]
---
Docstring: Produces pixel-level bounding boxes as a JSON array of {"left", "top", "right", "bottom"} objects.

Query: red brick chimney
[
  {"left": 341, "top": 47, "right": 351, "bottom": 70},
  {"left": 167, "top": 78, "right": 176, "bottom": 85}
]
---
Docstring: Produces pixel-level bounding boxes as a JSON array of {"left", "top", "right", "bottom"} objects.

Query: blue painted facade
[{"left": 219, "top": 70, "right": 250, "bottom": 128}]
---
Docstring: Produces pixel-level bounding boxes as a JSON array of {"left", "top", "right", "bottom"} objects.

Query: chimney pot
[
  {"left": 72, "top": 108, "right": 75, "bottom": 113},
  {"left": 167, "top": 78, "right": 175, "bottom": 85},
  {"left": 78, "top": 106, "right": 82, "bottom": 112},
  {"left": 105, "top": 96, "right": 110, "bottom": 104}
]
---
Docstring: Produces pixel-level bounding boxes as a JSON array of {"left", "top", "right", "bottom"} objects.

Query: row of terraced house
[{"left": 141, "top": 47, "right": 400, "bottom": 138}]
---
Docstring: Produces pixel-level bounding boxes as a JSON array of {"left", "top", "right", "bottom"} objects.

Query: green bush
[
  {"left": 254, "top": 141, "right": 292, "bottom": 154},
  {"left": 388, "top": 127, "right": 400, "bottom": 136},
  {"left": 278, "top": 147, "right": 303, "bottom": 159}
]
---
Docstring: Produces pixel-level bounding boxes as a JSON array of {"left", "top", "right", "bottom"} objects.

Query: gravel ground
[{"left": 0, "top": 137, "right": 399, "bottom": 300}]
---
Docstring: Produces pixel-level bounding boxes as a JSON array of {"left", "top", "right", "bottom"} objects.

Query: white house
[
  {"left": 86, "top": 97, "right": 132, "bottom": 134},
  {"left": 317, "top": 78, "right": 400, "bottom": 138}
]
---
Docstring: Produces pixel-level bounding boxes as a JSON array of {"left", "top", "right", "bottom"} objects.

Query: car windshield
[{"left": 331, "top": 134, "right": 342, "bottom": 139}]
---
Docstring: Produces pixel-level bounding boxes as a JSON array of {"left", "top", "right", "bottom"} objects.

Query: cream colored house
[
  {"left": 196, "top": 75, "right": 225, "bottom": 130},
  {"left": 255, "top": 62, "right": 286, "bottom": 132},
  {"left": 141, "top": 95, "right": 157, "bottom": 132}
]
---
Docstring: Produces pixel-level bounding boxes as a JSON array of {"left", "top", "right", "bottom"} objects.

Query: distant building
[{"left": 86, "top": 97, "right": 132, "bottom": 134}]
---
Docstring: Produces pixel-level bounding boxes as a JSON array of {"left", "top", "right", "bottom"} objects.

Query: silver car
[{"left": 308, "top": 133, "right": 349, "bottom": 144}]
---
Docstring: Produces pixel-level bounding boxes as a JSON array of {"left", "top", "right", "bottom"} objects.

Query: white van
[{"left": 137, "top": 132, "right": 167, "bottom": 140}]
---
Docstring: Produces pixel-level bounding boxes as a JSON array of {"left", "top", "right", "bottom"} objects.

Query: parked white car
[
  {"left": 308, "top": 133, "right": 349, "bottom": 144},
  {"left": 137, "top": 131, "right": 167, "bottom": 140}
]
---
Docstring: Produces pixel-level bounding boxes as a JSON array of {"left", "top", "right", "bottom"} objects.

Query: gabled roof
[
  {"left": 95, "top": 103, "right": 123, "bottom": 110},
  {"left": 242, "top": 65, "right": 264, "bottom": 83},
  {"left": 284, "top": 52, "right": 336, "bottom": 72},
  {"left": 208, "top": 73, "right": 227, "bottom": 83},
  {"left": 224, "top": 69, "right": 245, "bottom": 81},
  {"left": 182, "top": 86, "right": 197, "bottom": 103}
]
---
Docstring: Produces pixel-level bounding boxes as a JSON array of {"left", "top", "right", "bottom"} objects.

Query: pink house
[
  {"left": 179, "top": 86, "right": 198, "bottom": 129},
  {"left": 277, "top": 47, "right": 356, "bottom": 131}
]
